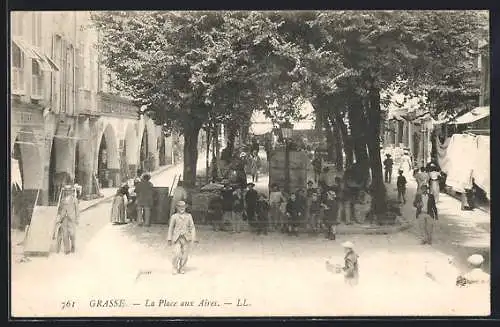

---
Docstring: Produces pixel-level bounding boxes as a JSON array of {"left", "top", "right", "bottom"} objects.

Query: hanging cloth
[
  {"left": 473, "top": 136, "right": 490, "bottom": 199},
  {"left": 445, "top": 134, "right": 475, "bottom": 193},
  {"left": 436, "top": 137, "right": 451, "bottom": 173}
]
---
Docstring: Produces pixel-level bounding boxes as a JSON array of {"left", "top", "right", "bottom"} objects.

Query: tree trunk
[
  {"left": 183, "top": 121, "right": 202, "bottom": 188},
  {"left": 227, "top": 123, "right": 238, "bottom": 157},
  {"left": 212, "top": 125, "right": 219, "bottom": 180},
  {"left": 365, "top": 86, "right": 387, "bottom": 216},
  {"left": 323, "top": 121, "right": 335, "bottom": 162},
  {"left": 334, "top": 110, "right": 352, "bottom": 168},
  {"left": 205, "top": 127, "right": 210, "bottom": 184},
  {"left": 348, "top": 93, "right": 370, "bottom": 183}
]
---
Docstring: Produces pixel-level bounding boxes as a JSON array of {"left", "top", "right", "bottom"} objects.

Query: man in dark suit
[{"left": 413, "top": 184, "right": 438, "bottom": 245}]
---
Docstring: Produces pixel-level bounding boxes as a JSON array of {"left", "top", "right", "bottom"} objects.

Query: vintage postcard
[{"left": 10, "top": 10, "right": 490, "bottom": 317}]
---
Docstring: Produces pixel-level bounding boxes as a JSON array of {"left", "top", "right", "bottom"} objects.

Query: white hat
[
  {"left": 341, "top": 241, "right": 354, "bottom": 249},
  {"left": 467, "top": 254, "right": 484, "bottom": 266},
  {"left": 176, "top": 200, "right": 186, "bottom": 207}
]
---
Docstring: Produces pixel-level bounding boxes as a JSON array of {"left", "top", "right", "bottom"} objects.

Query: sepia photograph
[{"left": 9, "top": 10, "right": 490, "bottom": 317}]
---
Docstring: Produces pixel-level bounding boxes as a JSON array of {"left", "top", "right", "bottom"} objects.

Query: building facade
[{"left": 10, "top": 11, "right": 176, "bottom": 228}]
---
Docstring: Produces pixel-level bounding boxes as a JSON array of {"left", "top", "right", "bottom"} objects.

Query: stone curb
[{"left": 79, "top": 164, "right": 176, "bottom": 213}]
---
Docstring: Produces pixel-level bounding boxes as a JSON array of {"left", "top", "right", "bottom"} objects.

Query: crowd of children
[{"left": 264, "top": 176, "right": 373, "bottom": 239}]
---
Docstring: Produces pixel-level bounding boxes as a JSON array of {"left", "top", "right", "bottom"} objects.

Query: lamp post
[{"left": 281, "top": 121, "right": 294, "bottom": 194}]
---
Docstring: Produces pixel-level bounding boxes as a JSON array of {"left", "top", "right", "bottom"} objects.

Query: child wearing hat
[
  {"left": 341, "top": 241, "right": 359, "bottom": 286},
  {"left": 167, "top": 201, "right": 198, "bottom": 274},
  {"left": 325, "top": 241, "right": 359, "bottom": 286}
]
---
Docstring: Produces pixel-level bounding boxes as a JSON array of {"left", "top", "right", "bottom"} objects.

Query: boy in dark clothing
[
  {"left": 286, "top": 193, "right": 302, "bottom": 236},
  {"left": 396, "top": 169, "right": 407, "bottom": 204},
  {"left": 321, "top": 190, "right": 339, "bottom": 240},
  {"left": 245, "top": 182, "right": 259, "bottom": 232}
]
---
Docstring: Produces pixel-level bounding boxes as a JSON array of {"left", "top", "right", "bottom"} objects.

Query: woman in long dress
[
  {"left": 399, "top": 150, "right": 413, "bottom": 180},
  {"left": 110, "top": 188, "right": 127, "bottom": 225}
]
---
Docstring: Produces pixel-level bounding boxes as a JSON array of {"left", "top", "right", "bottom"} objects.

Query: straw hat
[
  {"left": 341, "top": 241, "right": 354, "bottom": 249},
  {"left": 467, "top": 254, "right": 484, "bottom": 266}
]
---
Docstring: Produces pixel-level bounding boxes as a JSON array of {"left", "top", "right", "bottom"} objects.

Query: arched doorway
[
  {"left": 96, "top": 124, "right": 119, "bottom": 188},
  {"left": 139, "top": 128, "right": 148, "bottom": 173},
  {"left": 97, "top": 135, "right": 109, "bottom": 187},
  {"left": 158, "top": 136, "right": 166, "bottom": 166}
]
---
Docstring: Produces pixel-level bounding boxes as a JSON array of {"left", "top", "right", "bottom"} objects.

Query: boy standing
[
  {"left": 396, "top": 169, "right": 407, "bottom": 204},
  {"left": 168, "top": 201, "right": 198, "bottom": 274}
]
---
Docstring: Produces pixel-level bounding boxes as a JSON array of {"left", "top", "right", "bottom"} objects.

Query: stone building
[{"left": 10, "top": 11, "right": 176, "bottom": 228}]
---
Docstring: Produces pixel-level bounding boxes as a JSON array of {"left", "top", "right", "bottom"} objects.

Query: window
[
  {"left": 31, "top": 59, "right": 43, "bottom": 98},
  {"left": 11, "top": 43, "right": 25, "bottom": 93},
  {"left": 66, "top": 45, "right": 75, "bottom": 114},
  {"left": 31, "top": 12, "right": 42, "bottom": 47},
  {"left": 12, "top": 44, "right": 24, "bottom": 68}
]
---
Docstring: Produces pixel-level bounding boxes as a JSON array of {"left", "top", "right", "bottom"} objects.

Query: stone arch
[
  {"left": 48, "top": 129, "right": 77, "bottom": 204},
  {"left": 95, "top": 124, "right": 120, "bottom": 188}
]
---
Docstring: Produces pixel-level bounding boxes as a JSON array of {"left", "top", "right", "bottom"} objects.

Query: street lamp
[{"left": 280, "top": 121, "right": 294, "bottom": 194}]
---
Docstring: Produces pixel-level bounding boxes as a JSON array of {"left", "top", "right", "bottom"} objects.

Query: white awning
[
  {"left": 451, "top": 106, "right": 490, "bottom": 125},
  {"left": 12, "top": 36, "right": 60, "bottom": 72},
  {"left": 11, "top": 158, "right": 23, "bottom": 189},
  {"left": 250, "top": 122, "right": 274, "bottom": 135}
]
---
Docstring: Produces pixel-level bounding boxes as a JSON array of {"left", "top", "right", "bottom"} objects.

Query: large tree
[{"left": 92, "top": 11, "right": 302, "bottom": 187}]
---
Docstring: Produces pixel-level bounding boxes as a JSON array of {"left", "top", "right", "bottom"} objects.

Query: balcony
[
  {"left": 11, "top": 67, "right": 25, "bottom": 95},
  {"left": 97, "top": 92, "right": 138, "bottom": 118},
  {"left": 31, "top": 74, "right": 44, "bottom": 100}
]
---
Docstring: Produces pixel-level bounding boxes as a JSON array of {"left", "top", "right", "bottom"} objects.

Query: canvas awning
[
  {"left": 450, "top": 106, "right": 490, "bottom": 125},
  {"left": 11, "top": 158, "right": 22, "bottom": 189},
  {"left": 12, "top": 36, "right": 60, "bottom": 72}
]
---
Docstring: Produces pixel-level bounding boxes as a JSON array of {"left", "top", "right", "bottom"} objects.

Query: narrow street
[{"left": 11, "top": 154, "right": 490, "bottom": 317}]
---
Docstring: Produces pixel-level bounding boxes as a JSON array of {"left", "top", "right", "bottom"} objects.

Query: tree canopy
[{"left": 92, "top": 10, "right": 488, "bottom": 201}]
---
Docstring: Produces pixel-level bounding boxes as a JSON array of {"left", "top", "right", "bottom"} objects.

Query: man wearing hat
[
  {"left": 342, "top": 241, "right": 359, "bottom": 286},
  {"left": 383, "top": 154, "right": 394, "bottom": 183},
  {"left": 167, "top": 201, "right": 198, "bottom": 274},
  {"left": 413, "top": 184, "right": 438, "bottom": 245},
  {"left": 457, "top": 254, "right": 490, "bottom": 286}
]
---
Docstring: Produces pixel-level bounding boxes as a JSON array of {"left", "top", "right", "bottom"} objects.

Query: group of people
[
  {"left": 269, "top": 177, "right": 372, "bottom": 239},
  {"left": 110, "top": 172, "right": 155, "bottom": 227},
  {"left": 210, "top": 181, "right": 269, "bottom": 235}
]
